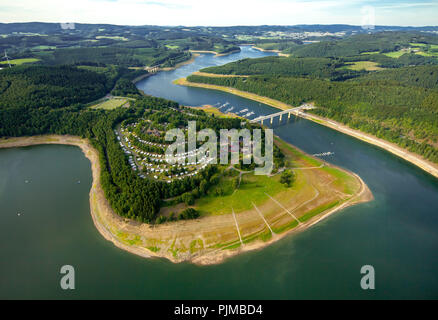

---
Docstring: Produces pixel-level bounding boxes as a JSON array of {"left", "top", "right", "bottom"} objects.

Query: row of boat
[{"left": 215, "top": 102, "right": 256, "bottom": 119}]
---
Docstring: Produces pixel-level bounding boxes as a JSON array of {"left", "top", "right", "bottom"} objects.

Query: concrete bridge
[{"left": 250, "top": 104, "right": 315, "bottom": 125}]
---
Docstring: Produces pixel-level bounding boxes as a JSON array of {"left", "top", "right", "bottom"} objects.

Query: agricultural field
[
  {"left": 90, "top": 98, "right": 129, "bottom": 110},
  {"left": 342, "top": 61, "right": 384, "bottom": 71},
  {"left": 95, "top": 36, "right": 128, "bottom": 41},
  {"left": 383, "top": 50, "right": 408, "bottom": 58},
  {"left": 0, "top": 58, "right": 40, "bottom": 65}
]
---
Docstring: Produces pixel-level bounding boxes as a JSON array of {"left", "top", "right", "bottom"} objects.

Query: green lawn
[{"left": 195, "top": 171, "right": 290, "bottom": 216}]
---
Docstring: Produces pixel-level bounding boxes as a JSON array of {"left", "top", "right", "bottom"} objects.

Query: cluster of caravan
[{"left": 115, "top": 125, "right": 213, "bottom": 182}]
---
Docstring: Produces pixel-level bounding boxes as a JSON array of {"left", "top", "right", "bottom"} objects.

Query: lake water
[{"left": 1, "top": 46, "right": 437, "bottom": 299}]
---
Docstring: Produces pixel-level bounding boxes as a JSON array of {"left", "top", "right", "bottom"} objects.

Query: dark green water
[{"left": 1, "top": 46, "right": 437, "bottom": 299}]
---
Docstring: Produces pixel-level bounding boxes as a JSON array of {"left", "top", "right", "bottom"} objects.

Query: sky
[{"left": 0, "top": 0, "right": 437, "bottom": 27}]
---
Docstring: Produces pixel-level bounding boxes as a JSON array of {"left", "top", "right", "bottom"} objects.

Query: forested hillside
[
  {"left": 289, "top": 32, "right": 438, "bottom": 57},
  {"left": 39, "top": 47, "right": 192, "bottom": 68},
  {"left": 200, "top": 56, "right": 360, "bottom": 80},
  {"left": 350, "top": 65, "right": 438, "bottom": 89},
  {"left": 0, "top": 65, "right": 110, "bottom": 109}
]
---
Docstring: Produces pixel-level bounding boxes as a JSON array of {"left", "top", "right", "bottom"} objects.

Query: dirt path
[
  {"left": 231, "top": 208, "right": 244, "bottom": 246},
  {"left": 252, "top": 202, "right": 276, "bottom": 235},
  {"left": 264, "top": 192, "right": 302, "bottom": 225}
]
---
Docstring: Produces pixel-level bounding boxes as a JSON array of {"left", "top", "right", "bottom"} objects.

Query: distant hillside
[
  {"left": 200, "top": 56, "right": 360, "bottom": 80},
  {"left": 289, "top": 32, "right": 438, "bottom": 58},
  {"left": 1, "top": 22, "right": 437, "bottom": 36}
]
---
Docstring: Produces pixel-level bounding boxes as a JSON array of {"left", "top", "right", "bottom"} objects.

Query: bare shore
[
  {"left": 0, "top": 134, "right": 371, "bottom": 265},
  {"left": 251, "top": 46, "right": 290, "bottom": 57},
  {"left": 159, "top": 53, "right": 200, "bottom": 71},
  {"left": 176, "top": 79, "right": 438, "bottom": 180},
  {"left": 189, "top": 49, "right": 241, "bottom": 57}
]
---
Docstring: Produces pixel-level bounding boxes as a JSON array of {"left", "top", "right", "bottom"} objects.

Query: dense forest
[
  {"left": 38, "top": 47, "right": 192, "bottom": 68},
  {"left": 349, "top": 65, "right": 438, "bottom": 89},
  {"left": 0, "top": 65, "right": 111, "bottom": 109},
  {"left": 187, "top": 73, "right": 438, "bottom": 163},
  {"left": 201, "top": 56, "right": 361, "bottom": 80}
]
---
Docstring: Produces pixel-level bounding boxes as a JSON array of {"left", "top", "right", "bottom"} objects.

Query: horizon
[
  {"left": 1, "top": 21, "right": 438, "bottom": 28},
  {"left": 1, "top": 0, "right": 437, "bottom": 27}
]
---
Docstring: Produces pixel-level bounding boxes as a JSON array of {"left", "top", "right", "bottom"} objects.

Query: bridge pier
[{"left": 250, "top": 106, "right": 313, "bottom": 125}]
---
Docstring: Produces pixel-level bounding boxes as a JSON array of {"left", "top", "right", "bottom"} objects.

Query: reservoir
[{"left": 1, "top": 46, "right": 437, "bottom": 299}]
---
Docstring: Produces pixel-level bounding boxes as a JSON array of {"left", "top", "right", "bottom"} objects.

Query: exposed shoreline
[
  {"left": 159, "top": 53, "right": 200, "bottom": 71},
  {"left": 0, "top": 134, "right": 372, "bottom": 265},
  {"left": 189, "top": 49, "right": 241, "bottom": 57},
  {"left": 251, "top": 46, "right": 290, "bottom": 57},
  {"left": 176, "top": 78, "right": 438, "bottom": 180}
]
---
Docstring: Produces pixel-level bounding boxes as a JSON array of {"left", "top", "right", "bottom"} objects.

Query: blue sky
[{"left": 1, "top": 0, "right": 437, "bottom": 26}]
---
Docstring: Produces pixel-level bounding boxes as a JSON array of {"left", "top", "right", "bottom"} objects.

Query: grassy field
[
  {"left": 195, "top": 170, "right": 293, "bottom": 216},
  {"left": 343, "top": 61, "right": 384, "bottom": 71},
  {"left": 0, "top": 58, "right": 40, "bottom": 65},
  {"left": 165, "top": 44, "right": 180, "bottom": 49},
  {"left": 415, "top": 51, "right": 438, "bottom": 57},
  {"left": 410, "top": 43, "right": 438, "bottom": 49},
  {"left": 90, "top": 98, "right": 128, "bottom": 110},
  {"left": 96, "top": 36, "right": 128, "bottom": 41},
  {"left": 382, "top": 50, "right": 406, "bottom": 58}
]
